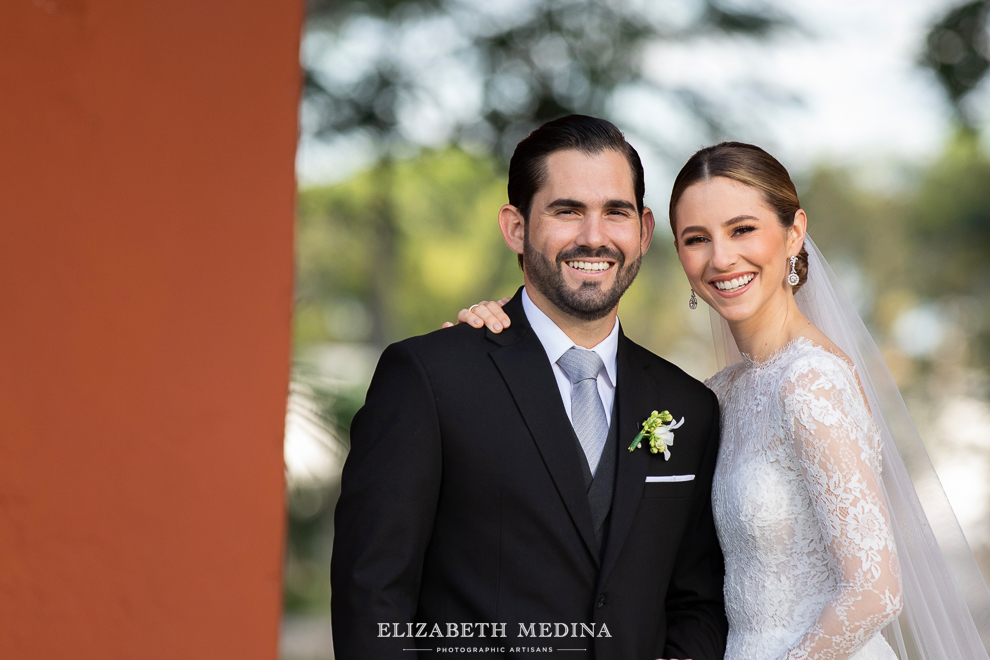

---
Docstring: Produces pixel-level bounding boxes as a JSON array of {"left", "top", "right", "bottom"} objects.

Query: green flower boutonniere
[{"left": 627, "top": 410, "right": 685, "bottom": 460}]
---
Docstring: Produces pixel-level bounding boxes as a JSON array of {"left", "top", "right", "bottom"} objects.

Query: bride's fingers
[
  {"left": 484, "top": 300, "right": 511, "bottom": 330},
  {"left": 497, "top": 296, "right": 511, "bottom": 306},
  {"left": 441, "top": 321, "right": 454, "bottom": 328},
  {"left": 473, "top": 300, "right": 510, "bottom": 332},
  {"left": 456, "top": 301, "right": 510, "bottom": 332},
  {"left": 456, "top": 302, "right": 487, "bottom": 328}
]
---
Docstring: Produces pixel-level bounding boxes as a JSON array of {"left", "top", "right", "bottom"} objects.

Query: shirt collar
[{"left": 521, "top": 287, "right": 619, "bottom": 386}]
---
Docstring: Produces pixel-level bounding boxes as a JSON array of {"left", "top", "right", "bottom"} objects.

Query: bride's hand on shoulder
[{"left": 441, "top": 297, "right": 511, "bottom": 333}]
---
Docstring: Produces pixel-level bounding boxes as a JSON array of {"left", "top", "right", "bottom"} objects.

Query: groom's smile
[
  {"left": 558, "top": 246, "right": 622, "bottom": 283},
  {"left": 564, "top": 259, "right": 615, "bottom": 275}
]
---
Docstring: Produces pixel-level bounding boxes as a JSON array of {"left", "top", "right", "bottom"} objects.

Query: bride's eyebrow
[
  {"left": 725, "top": 215, "right": 759, "bottom": 226},
  {"left": 678, "top": 224, "right": 707, "bottom": 238},
  {"left": 679, "top": 214, "right": 761, "bottom": 239}
]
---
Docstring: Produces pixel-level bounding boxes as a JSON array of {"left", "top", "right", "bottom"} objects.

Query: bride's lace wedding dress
[{"left": 707, "top": 338, "right": 903, "bottom": 660}]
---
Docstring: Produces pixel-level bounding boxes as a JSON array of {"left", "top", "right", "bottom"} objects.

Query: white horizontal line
[{"left": 645, "top": 474, "right": 695, "bottom": 483}]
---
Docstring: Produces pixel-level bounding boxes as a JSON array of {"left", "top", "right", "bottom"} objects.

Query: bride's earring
[
  {"left": 689, "top": 289, "right": 698, "bottom": 309},
  {"left": 787, "top": 255, "right": 800, "bottom": 287}
]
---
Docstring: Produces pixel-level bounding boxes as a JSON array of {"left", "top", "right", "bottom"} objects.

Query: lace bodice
[{"left": 707, "top": 338, "right": 903, "bottom": 660}]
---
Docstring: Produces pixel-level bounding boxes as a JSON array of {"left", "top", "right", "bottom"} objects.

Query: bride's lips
[{"left": 708, "top": 272, "right": 757, "bottom": 298}]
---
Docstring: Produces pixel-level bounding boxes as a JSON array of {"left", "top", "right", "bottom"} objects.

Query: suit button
[{"left": 597, "top": 595, "right": 606, "bottom": 608}]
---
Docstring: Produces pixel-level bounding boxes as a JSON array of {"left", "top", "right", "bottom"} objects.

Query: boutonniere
[{"left": 628, "top": 410, "right": 685, "bottom": 460}]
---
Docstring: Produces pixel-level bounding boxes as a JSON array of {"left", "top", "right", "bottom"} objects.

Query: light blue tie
[{"left": 557, "top": 347, "right": 608, "bottom": 476}]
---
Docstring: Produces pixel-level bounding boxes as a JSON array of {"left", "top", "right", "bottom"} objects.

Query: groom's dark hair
[{"left": 508, "top": 115, "right": 645, "bottom": 223}]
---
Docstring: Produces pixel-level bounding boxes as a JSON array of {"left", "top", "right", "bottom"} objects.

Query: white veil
[{"left": 710, "top": 236, "right": 990, "bottom": 659}]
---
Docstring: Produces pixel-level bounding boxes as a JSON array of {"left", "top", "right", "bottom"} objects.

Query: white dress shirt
[{"left": 521, "top": 287, "right": 618, "bottom": 426}]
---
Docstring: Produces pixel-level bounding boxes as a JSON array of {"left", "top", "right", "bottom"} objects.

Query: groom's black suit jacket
[{"left": 331, "top": 290, "right": 727, "bottom": 659}]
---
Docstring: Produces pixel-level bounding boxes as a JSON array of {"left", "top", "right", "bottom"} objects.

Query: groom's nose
[{"left": 574, "top": 212, "right": 608, "bottom": 248}]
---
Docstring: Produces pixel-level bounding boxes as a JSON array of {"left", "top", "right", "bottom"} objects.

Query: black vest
[{"left": 573, "top": 400, "right": 618, "bottom": 555}]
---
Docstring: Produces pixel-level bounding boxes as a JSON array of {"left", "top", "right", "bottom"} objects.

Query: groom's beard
[{"left": 523, "top": 235, "right": 642, "bottom": 322}]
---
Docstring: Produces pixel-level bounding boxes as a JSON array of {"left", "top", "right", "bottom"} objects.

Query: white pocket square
[{"left": 645, "top": 474, "right": 695, "bottom": 483}]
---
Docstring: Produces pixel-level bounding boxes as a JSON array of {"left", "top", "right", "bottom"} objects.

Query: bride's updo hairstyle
[{"left": 669, "top": 142, "right": 808, "bottom": 291}]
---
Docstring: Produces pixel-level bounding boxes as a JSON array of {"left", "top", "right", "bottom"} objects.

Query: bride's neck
[{"left": 727, "top": 290, "right": 811, "bottom": 362}]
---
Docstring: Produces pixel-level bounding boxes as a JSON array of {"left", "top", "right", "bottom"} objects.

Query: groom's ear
[
  {"left": 640, "top": 206, "right": 656, "bottom": 255},
  {"left": 499, "top": 204, "right": 526, "bottom": 257}
]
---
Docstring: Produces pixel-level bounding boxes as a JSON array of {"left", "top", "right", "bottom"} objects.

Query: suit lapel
[
  {"left": 488, "top": 294, "right": 599, "bottom": 564},
  {"left": 598, "top": 330, "right": 657, "bottom": 586}
]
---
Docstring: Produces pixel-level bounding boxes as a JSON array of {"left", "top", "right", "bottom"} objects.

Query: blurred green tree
[
  {"left": 907, "top": 134, "right": 990, "bottom": 361},
  {"left": 796, "top": 136, "right": 990, "bottom": 378},
  {"left": 300, "top": 0, "right": 790, "bottom": 346},
  {"left": 921, "top": 0, "right": 990, "bottom": 130},
  {"left": 296, "top": 146, "right": 515, "bottom": 345}
]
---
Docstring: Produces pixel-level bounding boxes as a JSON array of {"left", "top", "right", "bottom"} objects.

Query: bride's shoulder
[
  {"left": 779, "top": 336, "right": 857, "bottom": 386},
  {"left": 778, "top": 340, "right": 880, "bottom": 455},
  {"left": 778, "top": 338, "right": 871, "bottom": 421}
]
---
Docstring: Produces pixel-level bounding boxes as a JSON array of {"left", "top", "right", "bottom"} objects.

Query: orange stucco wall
[{"left": 0, "top": 1, "right": 300, "bottom": 658}]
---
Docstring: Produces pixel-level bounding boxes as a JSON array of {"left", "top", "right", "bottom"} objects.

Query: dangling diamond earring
[
  {"left": 787, "top": 255, "right": 800, "bottom": 287},
  {"left": 689, "top": 289, "right": 698, "bottom": 309}
]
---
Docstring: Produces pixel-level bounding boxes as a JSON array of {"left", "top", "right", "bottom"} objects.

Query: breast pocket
[{"left": 643, "top": 475, "right": 696, "bottom": 499}]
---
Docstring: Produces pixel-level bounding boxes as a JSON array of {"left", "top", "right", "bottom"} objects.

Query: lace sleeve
[{"left": 779, "top": 359, "right": 903, "bottom": 660}]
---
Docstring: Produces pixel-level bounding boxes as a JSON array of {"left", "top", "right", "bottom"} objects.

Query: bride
[{"left": 454, "top": 142, "right": 990, "bottom": 659}]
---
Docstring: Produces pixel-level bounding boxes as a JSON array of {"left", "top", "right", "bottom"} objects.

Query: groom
[{"left": 331, "top": 115, "right": 727, "bottom": 659}]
